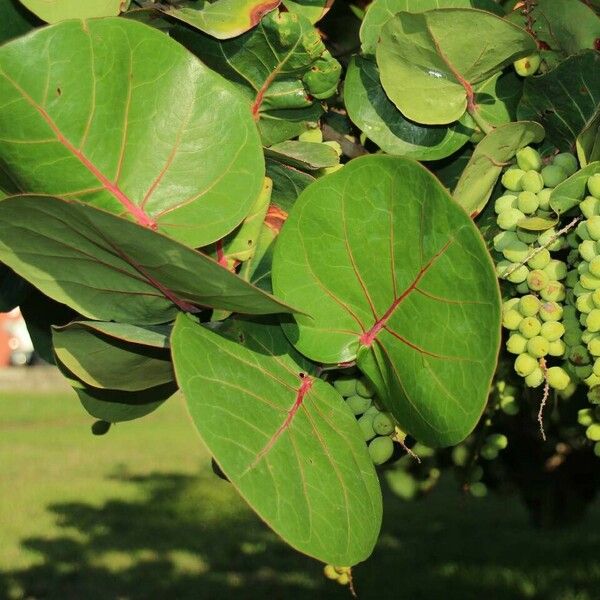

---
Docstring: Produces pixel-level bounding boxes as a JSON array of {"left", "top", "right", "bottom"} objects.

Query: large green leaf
[
  {"left": 0, "top": 18, "right": 264, "bottom": 248},
  {"left": 272, "top": 155, "right": 501, "bottom": 446},
  {"left": 359, "top": 0, "right": 503, "bottom": 56},
  {"left": 52, "top": 321, "right": 173, "bottom": 391},
  {"left": 0, "top": 0, "right": 39, "bottom": 44},
  {"left": 282, "top": 0, "right": 332, "bottom": 23},
  {"left": 550, "top": 162, "right": 600, "bottom": 215},
  {"left": 173, "top": 11, "right": 340, "bottom": 144},
  {"left": 17, "top": 0, "right": 123, "bottom": 22},
  {"left": 518, "top": 51, "right": 600, "bottom": 152},
  {"left": 171, "top": 314, "right": 382, "bottom": 565},
  {"left": 376, "top": 8, "right": 536, "bottom": 125},
  {"left": 0, "top": 195, "right": 296, "bottom": 324},
  {"left": 474, "top": 71, "right": 522, "bottom": 128},
  {"left": 162, "top": 0, "right": 280, "bottom": 39},
  {"left": 577, "top": 109, "right": 600, "bottom": 167},
  {"left": 345, "top": 57, "right": 473, "bottom": 160},
  {"left": 453, "top": 121, "right": 545, "bottom": 217}
]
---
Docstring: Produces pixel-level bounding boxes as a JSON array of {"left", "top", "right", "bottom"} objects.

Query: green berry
[
  {"left": 591, "top": 339, "right": 600, "bottom": 360},
  {"left": 516, "top": 281, "right": 530, "bottom": 294},
  {"left": 578, "top": 408, "right": 594, "bottom": 427},
  {"left": 577, "top": 221, "right": 591, "bottom": 240},
  {"left": 518, "top": 294, "right": 540, "bottom": 316},
  {"left": 587, "top": 309, "right": 600, "bottom": 332},
  {"left": 494, "top": 194, "right": 518, "bottom": 214},
  {"left": 537, "top": 188, "right": 552, "bottom": 210},
  {"left": 593, "top": 288, "right": 600, "bottom": 308},
  {"left": 594, "top": 356, "right": 600, "bottom": 374},
  {"left": 585, "top": 373, "right": 600, "bottom": 388},
  {"left": 333, "top": 376, "right": 358, "bottom": 397},
  {"left": 580, "top": 195, "right": 600, "bottom": 219},
  {"left": 587, "top": 216, "right": 600, "bottom": 241},
  {"left": 569, "top": 344, "right": 590, "bottom": 365},
  {"left": 585, "top": 423, "right": 600, "bottom": 442},
  {"left": 516, "top": 146, "right": 542, "bottom": 171},
  {"left": 502, "top": 309, "right": 523, "bottom": 331},
  {"left": 513, "top": 54, "right": 541, "bottom": 77},
  {"left": 580, "top": 271, "right": 600, "bottom": 290},
  {"left": 519, "top": 316, "right": 542, "bottom": 338},
  {"left": 588, "top": 174, "right": 600, "bottom": 199},
  {"left": 507, "top": 265, "right": 529, "bottom": 284},
  {"left": 503, "top": 297, "right": 520, "bottom": 312},
  {"left": 548, "top": 339, "right": 566, "bottom": 357},
  {"left": 540, "top": 281, "right": 565, "bottom": 302},
  {"left": 527, "top": 335, "right": 549, "bottom": 357},
  {"left": 497, "top": 208, "right": 526, "bottom": 231},
  {"left": 577, "top": 293, "right": 595, "bottom": 313},
  {"left": 372, "top": 412, "right": 395, "bottom": 436},
  {"left": 525, "top": 367, "right": 544, "bottom": 387},
  {"left": 486, "top": 433, "right": 508, "bottom": 450},
  {"left": 579, "top": 240, "right": 598, "bottom": 262},
  {"left": 493, "top": 231, "right": 519, "bottom": 252},
  {"left": 527, "top": 248, "right": 550, "bottom": 269},
  {"left": 516, "top": 229, "right": 539, "bottom": 244},
  {"left": 355, "top": 378, "right": 375, "bottom": 398},
  {"left": 346, "top": 394, "right": 372, "bottom": 415},
  {"left": 357, "top": 414, "right": 376, "bottom": 441},
  {"left": 502, "top": 239, "right": 530, "bottom": 263},
  {"left": 540, "top": 321, "right": 565, "bottom": 342},
  {"left": 507, "top": 333, "right": 528, "bottom": 354},
  {"left": 541, "top": 164, "right": 568, "bottom": 187},
  {"left": 547, "top": 366, "right": 571, "bottom": 390},
  {"left": 500, "top": 395, "right": 519, "bottom": 415},
  {"left": 539, "top": 301, "right": 562, "bottom": 322},
  {"left": 480, "top": 444, "right": 498, "bottom": 460},
  {"left": 527, "top": 269, "right": 550, "bottom": 291},
  {"left": 501, "top": 168, "right": 525, "bottom": 192},
  {"left": 552, "top": 152, "right": 578, "bottom": 176},
  {"left": 590, "top": 256, "right": 600, "bottom": 278},
  {"left": 521, "top": 171, "right": 544, "bottom": 193},
  {"left": 543, "top": 260, "right": 567, "bottom": 281},
  {"left": 368, "top": 436, "right": 394, "bottom": 465},
  {"left": 514, "top": 352, "right": 538, "bottom": 377},
  {"left": 517, "top": 191, "right": 539, "bottom": 214}
]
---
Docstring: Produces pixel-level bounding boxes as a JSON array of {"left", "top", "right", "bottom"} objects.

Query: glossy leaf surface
[
  {"left": 0, "top": 18, "right": 264, "bottom": 248},
  {"left": 272, "top": 155, "right": 501, "bottom": 446},
  {"left": 0, "top": 196, "right": 296, "bottom": 324}
]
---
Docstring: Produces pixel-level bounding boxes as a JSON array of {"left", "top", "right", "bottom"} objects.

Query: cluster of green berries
[
  {"left": 323, "top": 564, "right": 352, "bottom": 586},
  {"left": 333, "top": 374, "right": 397, "bottom": 465},
  {"left": 578, "top": 408, "right": 600, "bottom": 457},
  {"left": 571, "top": 174, "right": 600, "bottom": 394},
  {"left": 495, "top": 380, "right": 520, "bottom": 415}
]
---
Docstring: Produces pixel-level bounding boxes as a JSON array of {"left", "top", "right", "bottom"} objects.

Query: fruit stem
[{"left": 468, "top": 105, "right": 495, "bottom": 136}]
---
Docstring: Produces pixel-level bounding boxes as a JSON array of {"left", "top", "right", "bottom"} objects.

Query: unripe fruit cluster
[
  {"left": 577, "top": 407, "right": 600, "bottom": 456},
  {"left": 323, "top": 564, "right": 351, "bottom": 586},
  {"left": 333, "top": 374, "right": 396, "bottom": 465}
]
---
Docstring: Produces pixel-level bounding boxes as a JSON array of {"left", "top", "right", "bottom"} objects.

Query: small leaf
[
  {"left": 171, "top": 314, "right": 382, "bottom": 565},
  {"left": 265, "top": 141, "right": 340, "bottom": 171},
  {"left": 0, "top": 196, "right": 297, "bottom": 324},
  {"left": 163, "top": 0, "right": 280, "bottom": 39},
  {"left": 18, "top": 0, "right": 123, "bottom": 22},
  {"left": 272, "top": 155, "right": 501, "bottom": 446},
  {"left": 473, "top": 71, "right": 522, "bottom": 128},
  {"left": 0, "top": 18, "right": 265, "bottom": 248},
  {"left": 453, "top": 121, "right": 545, "bottom": 217},
  {"left": 282, "top": 0, "right": 332, "bottom": 24},
  {"left": 345, "top": 57, "right": 473, "bottom": 160},
  {"left": 577, "top": 108, "right": 600, "bottom": 167},
  {"left": 266, "top": 159, "right": 315, "bottom": 212},
  {"left": 518, "top": 51, "right": 600, "bottom": 152},
  {"left": 517, "top": 215, "right": 558, "bottom": 231},
  {"left": 52, "top": 321, "right": 173, "bottom": 391},
  {"left": 550, "top": 162, "right": 600, "bottom": 215},
  {"left": 376, "top": 8, "right": 536, "bottom": 124}
]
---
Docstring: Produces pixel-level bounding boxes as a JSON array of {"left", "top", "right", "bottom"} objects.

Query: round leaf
[
  {"left": 272, "top": 156, "right": 501, "bottom": 446},
  {"left": 0, "top": 18, "right": 264, "bottom": 248},
  {"left": 18, "top": 0, "right": 123, "bottom": 22}
]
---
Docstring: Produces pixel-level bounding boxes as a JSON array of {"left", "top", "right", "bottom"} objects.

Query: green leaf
[
  {"left": 52, "top": 321, "right": 173, "bottom": 391},
  {"left": 376, "top": 8, "right": 536, "bottom": 125},
  {"left": 162, "top": 0, "right": 280, "bottom": 39},
  {"left": 272, "top": 155, "right": 501, "bottom": 446},
  {"left": 518, "top": 51, "right": 600, "bottom": 152},
  {"left": 577, "top": 109, "right": 600, "bottom": 167},
  {"left": 550, "top": 162, "right": 600, "bottom": 215},
  {"left": 266, "top": 159, "right": 315, "bottom": 212},
  {"left": 17, "top": 0, "right": 123, "bottom": 22},
  {"left": 0, "top": 0, "right": 39, "bottom": 44},
  {"left": 240, "top": 221, "right": 279, "bottom": 292},
  {"left": 282, "top": 0, "right": 332, "bottom": 24},
  {"left": 0, "top": 263, "right": 29, "bottom": 313},
  {"left": 453, "top": 121, "right": 545, "bottom": 217},
  {"left": 265, "top": 141, "right": 340, "bottom": 171},
  {"left": 516, "top": 215, "right": 558, "bottom": 231},
  {"left": 171, "top": 314, "right": 382, "bottom": 565},
  {"left": 359, "top": 0, "right": 503, "bottom": 56},
  {"left": 0, "top": 195, "right": 297, "bottom": 324},
  {"left": 345, "top": 57, "right": 473, "bottom": 160},
  {"left": 0, "top": 18, "right": 264, "bottom": 248},
  {"left": 173, "top": 11, "right": 340, "bottom": 143},
  {"left": 473, "top": 71, "right": 522, "bottom": 127}
]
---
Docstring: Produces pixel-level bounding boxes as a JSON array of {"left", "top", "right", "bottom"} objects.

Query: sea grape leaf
[
  {"left": 264, "top": 141, "right": 340, "bottom": 171},
  {"left": 0, "top": 18, "right": 264, "bottom": 248},
  {"left": 0, "top": 0, "right": 39, "bottom": 44},
  {"left": 516, "top": 215, "right": 558, "bottom": 231},
  {"left": 0, "top": 263, "right": 29, "bottom": 313},
  {"left": 171, "top": 314, "right": 382, "bottom": 565},
  {"left": 0, "top": 195, "right": 297, "bottom": 325},
  {"left": 173, "top": 11, "right": 340, "bottom": 143},
  {"left": 474, "top": 71, "right": 522, "bottom": 128},
  {"left": 266, "top": 159, "right": 315, "bottom": 212},
  {"left": 272, "top": 155, "right": 501, "bottom": 447},
  {"left": 17, "top": 0, "right": 124, "bottom": 22},
  {"left": 240, "top": 221, "right": 280, "bottom": 292},
  {"left": 162, "top": 0, "right": 280, "bottom": 39},
  {"left": 282, "top": 0, "right": 332, "bottom": 24},
  {"left": 52, "top": 321, "right": 173, "bottom": 391},
  {"left": 359, "top": 0, "right": 503, "bottom": 56},
  {"left": 577, "top": 109, "right": 600, "bottom": 167},
  {"left": 376, "top": 8, "right": 536, "bottom": 125},
  {"left": 550, "top": 162, "right": 600, "bottom": 215},
  {"left": 453, "top": 121, "right": 545, "bottom": 217},
  {"left": 344, "top": 57, "right": 473, "bottom": 160},
  {"left": 518, "top": 51, "right": 600, "bottom": 152}
]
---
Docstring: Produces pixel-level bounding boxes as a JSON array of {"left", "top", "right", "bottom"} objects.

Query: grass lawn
[{"left": 1, "top": 387, "right": 600, "bottom": 600}]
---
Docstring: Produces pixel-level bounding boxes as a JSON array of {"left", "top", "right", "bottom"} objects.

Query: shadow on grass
[{"left": 1, "top": 471, "right": 600, "bottom": 600}]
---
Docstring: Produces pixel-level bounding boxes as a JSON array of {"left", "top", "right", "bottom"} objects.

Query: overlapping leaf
[
  {"left": 272, "top": 156, "right": 501, "bottom": 446},
  {"left": 0, "top": 0, "right": 38, "bottom": 44},
  {"left": 518, "top": 51, "right": 600, "bottom": 152},
  {"left": 376, "top": 8, "right": 536, "bottom": 125},
  {"left": 453, "top": 121, "right": 545, "bottom": 217},
  {"left": 171, "top": 314, "right": 382, "bottom": 565},
  {"left": 0, "top": 18, "right": 264, "bottom": 248},
  {"left": 174, "top": 11, "right": 341, "bottom": 145},
  {"left": 264, "top": 141, "right": 339, "bottom": 171},
  {"left": 0, "top": 196, "right": 296, "bottom": 325},
  {"left": 162, "top": 0, "right": 280, "bottom": 39},
  {"left": 577, "top": 109, "right": 600, "bottom": 167},
  {"left": 52, "top": 321, "right": 173, "bottom": 391},
  {"left": 17, "top": 0, "right": 124, "bottom": 22},
  {"left": 282, "top": 0, "right": 332, "bottom": 24},
  {"left": 550, "top": 162, "right": 600, "bottom": 215}
]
